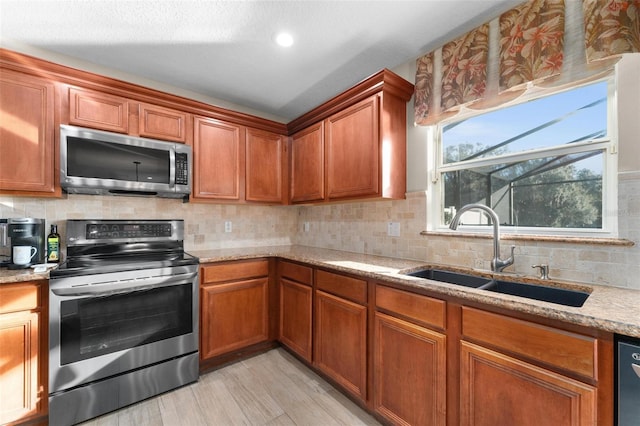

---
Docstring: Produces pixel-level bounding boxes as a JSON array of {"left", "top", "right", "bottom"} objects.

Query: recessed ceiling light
[{"left": 275, "top": 32, "right": 294, "bottom": 47}]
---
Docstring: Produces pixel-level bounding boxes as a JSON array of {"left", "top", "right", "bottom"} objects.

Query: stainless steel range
[{"left": 48, "top": 219, "right": 199, "bottom": 425}]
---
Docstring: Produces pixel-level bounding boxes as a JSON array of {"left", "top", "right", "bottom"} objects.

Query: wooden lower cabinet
[
  {"left": 314, "top": 290, "right": 367, "bottom": 401},
  {"left": 0, "top": 281, "right": 47, "bottom": 425},
  {"left": 460, "top": 341, "right": 596, "bottom": 426},
  {"left": 200, "top": 260, "right": 270, "bottom": 361},
  {"left": 278, "top": 261, "right": 313, "bottom": 362},
  {"left": 279, "top": 279, "right": 312, "bottom": 361},
  {"left": 460, "top": 306, "right": 605, "bottom": 426},
  {"left": 373, "top": 312, "right": 446, "bottom": 426}
]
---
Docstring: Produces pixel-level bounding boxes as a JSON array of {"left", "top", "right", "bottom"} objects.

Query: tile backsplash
[
  {"left": 2, "top": 176, "right": 639, "bottom": 290},
  {"left": 296, "top": 177, "right": 640, "bottom": 290},
  {"left": 0, "top": 195, "right": 297, "bottom": 251}
]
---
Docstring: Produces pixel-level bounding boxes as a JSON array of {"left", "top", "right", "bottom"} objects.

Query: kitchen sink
[
  {"left": 405, "top": 268, "right": 492, "bottom": 289},
  {"left": 483, "top": 280, "right": 590, "bottom": 307},
  {"left": 403, "top": 268, "right": 590, "bottom": 307}
]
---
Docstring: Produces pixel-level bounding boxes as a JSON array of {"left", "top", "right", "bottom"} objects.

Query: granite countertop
[
  {"left": 2, "top": 245, "right": 639, "bottom": 338},
  {"left": 0, "top": 266, "right": 53, "bottom": 283}
]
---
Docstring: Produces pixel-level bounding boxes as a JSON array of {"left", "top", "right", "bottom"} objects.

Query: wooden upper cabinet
[
  {"left": 287, "top": 69, "right": 414, "bottom": 204},
  {"left": 0, "top": 69, "right": 57, "bottom": 195},
  {"left": 69, "top": 87, "right": 129, "bottom": 133},
  {"left": 138, "top": 102, "right": 189, "bottom": 143},
  {"left": 245, "top": 128, "right": 286, "bottom": 203},
  {"left": 191, "top": 118, "right": 287, "bottom": 204},
  {"left": 192, "top": 116, "right": 245, "bottom": 201},
  {"left": 326, "top": 95, "right": 379, "bottom": 199},
  {"left": 68, "top": 88, "right": 190, "bottom": 143},
  {"left": 290, "top": 122, "right": 324, "bottom": 203}
]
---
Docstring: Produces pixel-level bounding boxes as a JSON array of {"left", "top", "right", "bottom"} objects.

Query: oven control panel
[
  {"left": 86, "top": 223, "right": 173, "bottom": 239},
  {"left": 65, "top": 220, "right": 184, "bottom": 245}
]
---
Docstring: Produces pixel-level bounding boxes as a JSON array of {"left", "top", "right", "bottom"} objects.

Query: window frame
[{"left": 428, "top": 75, "right": 619, "bottom": 237}]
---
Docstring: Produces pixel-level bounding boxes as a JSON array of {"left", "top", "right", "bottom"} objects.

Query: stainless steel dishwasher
[{"left": 616, "top": 335, "right": 640, "bottom": 426}]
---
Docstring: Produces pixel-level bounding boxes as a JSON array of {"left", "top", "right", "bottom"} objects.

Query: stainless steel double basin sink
[{"left": 404, "top": 268, "right": 590, "bottom": 307}]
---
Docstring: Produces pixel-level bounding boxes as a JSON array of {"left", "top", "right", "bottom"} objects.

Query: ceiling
[{"left": 0, "top": 0, "right": 520, "bottom": 122}]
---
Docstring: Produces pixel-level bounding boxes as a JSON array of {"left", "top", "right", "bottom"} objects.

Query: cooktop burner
[{"left": 51, "top": 252, "right": 199, "bottom": 277}]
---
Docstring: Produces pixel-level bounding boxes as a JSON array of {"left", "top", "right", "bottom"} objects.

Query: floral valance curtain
[{"left": 414, "top": 0, "right": 640, "bottom": 126}]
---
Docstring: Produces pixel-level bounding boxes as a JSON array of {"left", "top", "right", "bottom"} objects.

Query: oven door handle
[{"left": 50, "top": 271, "right": 197, "bottom": 296}]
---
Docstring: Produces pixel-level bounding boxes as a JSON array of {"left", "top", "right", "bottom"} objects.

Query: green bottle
[{"left": 47, "top": 224, "right": 60, "bottom": 263}]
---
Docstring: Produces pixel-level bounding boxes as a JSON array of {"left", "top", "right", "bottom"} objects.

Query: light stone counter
[
  {"left": 2, "top": 245, "right": 638, "bottom": 338},
  {"left": 0, "top": 267, "right": 51, "bottom": 284}
]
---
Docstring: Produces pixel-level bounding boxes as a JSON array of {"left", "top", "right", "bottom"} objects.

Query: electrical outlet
[
  {"left": 224, "top": 221, "right": 232, "bottom": 233},
  {"left": 303, "top": 222, "right": 310, "bottom": 232},
  {"left": 387, "top": 222, "right": 400, "bottom": 237}
]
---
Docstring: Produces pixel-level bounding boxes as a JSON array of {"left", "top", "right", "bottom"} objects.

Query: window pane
[
  {"left": 442, "top": 151, "right": 603, "bottom": 228},
  {"left": 442, "top": 82, "right": 607, "bottom": 164}
]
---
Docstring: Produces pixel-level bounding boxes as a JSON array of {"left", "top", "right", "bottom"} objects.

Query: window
[{"left": 432, "top": 79, "right": 617, "bottom": 235}]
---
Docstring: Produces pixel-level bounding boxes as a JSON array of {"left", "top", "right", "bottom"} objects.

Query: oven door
[{"left": 49, "top": 265, "right": 198, "bottom": 394}]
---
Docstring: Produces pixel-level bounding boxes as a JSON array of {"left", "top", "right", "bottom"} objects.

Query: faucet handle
[{"left": 532, "top": 264, "right": 549, "bottom": 280}]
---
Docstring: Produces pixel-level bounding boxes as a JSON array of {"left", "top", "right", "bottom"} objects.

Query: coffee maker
[{"left": 0, "top": 218, "right": 46, "bottom": 269}]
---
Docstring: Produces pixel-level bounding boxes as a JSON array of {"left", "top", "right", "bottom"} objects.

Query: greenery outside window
[{"left": 432, "top": 78, "right": 617, "bottom": 236}]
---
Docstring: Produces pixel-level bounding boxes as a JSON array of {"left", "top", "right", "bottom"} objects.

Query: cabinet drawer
[
  {"left": 376, "top": 285, "right": 445, "bottom": 330},
  {"left": 201, "top": 259, "right": 269, "bottom": 284},
  {"left": 0, "top": 282, "right": 40, "bottom": 314},
  {"left": 279, "top": 261, "right": 312, "bottom": 286},
  {"left": 316, "top": 270, "right": 367, "bottom": 304},
  {"left": 462, "top": 307, "right": 597, "bottom": 379}
]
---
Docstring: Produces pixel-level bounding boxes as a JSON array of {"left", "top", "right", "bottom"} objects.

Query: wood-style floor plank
[
  {"left": 79, "top": 347, "right": 381, "bottom": 426},
  {"left": 217, "top": 360, "right": 285, "bottom": 424}
]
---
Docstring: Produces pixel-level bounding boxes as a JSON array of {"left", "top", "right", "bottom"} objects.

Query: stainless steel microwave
[{"left": 60, "top": 125, "right": 191, "bottom": 199}]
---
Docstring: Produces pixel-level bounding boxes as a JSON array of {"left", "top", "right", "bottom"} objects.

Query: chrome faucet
[{"left": 449, "top": 204, "right": 515, "bottom": 273}]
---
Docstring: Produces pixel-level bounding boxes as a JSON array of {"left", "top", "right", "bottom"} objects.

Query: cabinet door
[
  {"left": 139, "top": 103, "right": 188, "bottom": 143},
  {"left": 279, "top": 278, "right": 312, "bottom": 362},
  {"left": 290, "top": 122, "right": 324, "bottom": 203},
  {"left": 68, "top": 87, "right": 129, "bottom": 133},
  {"left": 200, "top": 278, "right": 269, "bottom": 360},
  {"left": 314, "top": 290, "right": 367, "bottom": 401},
  {"left": 0, "top": 311, "right": 41, "bottom": 424},
  {"left": 325, "top": 95, "right": 379, "bottom": 199},
  {"left": 0, "top": 70, "right": 56, "bottom": 194},
  {"left": 374, "top": 312, "right": 446, "bottom": 426},
  {"left": 460, "top": 341, "right": 597, "bottom": 426},
  {"left": 192, "top": 116, "right": 245, "bottom": 201},
  {"left": 245, "top": 128, "right": 285, "bottom": 203}
]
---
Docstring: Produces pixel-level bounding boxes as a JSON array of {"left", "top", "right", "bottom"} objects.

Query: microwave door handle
[{"left": 51, "top": 271, "right": 197, "bottom": 297}]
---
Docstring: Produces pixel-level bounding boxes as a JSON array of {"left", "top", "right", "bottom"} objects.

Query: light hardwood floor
[{"left": 79, "top": 348, "right": 381, "bottom": 426}]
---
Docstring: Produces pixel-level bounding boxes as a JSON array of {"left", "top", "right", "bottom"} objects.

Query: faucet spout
[{"left": 449, "top": 203, "right": 514, "bottom": 273}]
